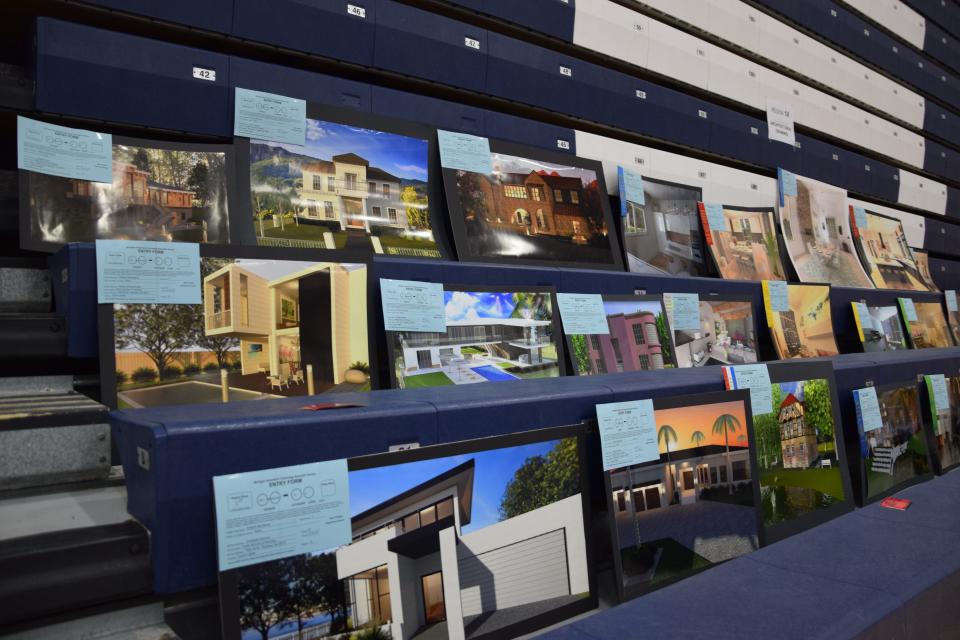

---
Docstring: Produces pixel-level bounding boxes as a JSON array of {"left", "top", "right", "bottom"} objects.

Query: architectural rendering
[
  {"left": 933, "top": 376, "right": 960, "bottom": 473},
  {"left": 622, "top": 178, "right": 708, "bottom": 276},
  {"left": 391, "top": 290, "right": 560, "bottom": 388},
  {"left": 778, "top": 173, "right": 873, "bottom": 289},
  {"left": 446, "top": 150, "right": 622, "bottom": 268},
  {"left": 568, "top": 297, "right": 673, "bottom": 375},
  {"left": 248, "top": 117, "right": 439, "bottom": 257},
  {"left": 903, "top": 301, "right": 954, "bottom": 349},
  {"left": 24, "top": 142, "right": 229, "bottom": 249},
  {"left": 671, "top": 299, "right": 757, "bottom": 368},
  {"left": 766, "top": 284, "right": 839, "bottom": 359},
  {"left": 112, "top": 257, "right": 369, "bottom": 408},
  {"left": 862, "top": 385, "right": 930, "bottom": 501},
  {"left": 852, "top": 209, "right": 933, "bottom": 292},
  {"left": 229, "top": 437, "right": 589, "bottom": 640},
  {"left": 608, "top": 397, "right": 758, "bottom": 595},
  {"left": 853, "top": 304, "right": 908, "bottom": 352},
  {"left": 703, "top": 205, "right": 785, "bottom": 281}
]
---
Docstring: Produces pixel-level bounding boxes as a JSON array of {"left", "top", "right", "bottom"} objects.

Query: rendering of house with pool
[{"left": 390, "top": 290, "right": 560, "bottom": 388}]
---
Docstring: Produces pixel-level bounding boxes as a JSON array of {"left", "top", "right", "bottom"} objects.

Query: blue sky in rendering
[
  {"left": 444, "top": 291, "right": 518, "bottom": 322},
  {"left": 348, "top": 440, "right": 562, "bottom": 534},
  {"left": 262, "top": 119, "right": 428, "bottom": 180},
  {"left": 600, "top": 299, "right": 664, "bottom": 320},
  {"left": 779, "top": 380, "right": 804, "bottom": 401}
]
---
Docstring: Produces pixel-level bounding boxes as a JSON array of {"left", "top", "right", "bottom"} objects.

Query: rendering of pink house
[{"left": 586, "top": 311, "right": 665, "bottom": 374}]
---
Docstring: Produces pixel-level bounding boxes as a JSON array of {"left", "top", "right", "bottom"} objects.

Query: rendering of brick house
[
  {"left": 586, "top": 311, "right": 664, "bottom": 374},
  {"left": 335, "top": 460, "right": 589, "bottom": 640},
  {"left": 67, "top": 161, "right": 203, "bottom": 239},
  {"left": 297, "top": 152, "right": 408, "bottom": 232},
  {"left": 469, "top": 171, "right": 593, "bottom": 243},
  {"left": 203, "top": 261, "right": 367, "bottom": 389},
  {"left": 778, "top": 393, "right": 818, "bottom": 468}
]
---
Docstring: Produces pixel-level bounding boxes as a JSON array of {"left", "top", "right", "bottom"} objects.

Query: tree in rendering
[
  {"left": 690, "top": 430, "right": 705, "bottom": 447},
  {"left": 752, "top": 383, "right": 783, "bottom": 469},
  {"left": 187, "top": 160, "right": 210, "bottom": 207},
  {"left": 238, "top": 560, "right": 288, "bottom": 640},
  {"left": 802, "top": 378, "right": 834, "bottom": 445},
  {"left": 401, "top": 185, "right": 431, "bottom": 230},
  {"left": 114, "top": 304, "right": 197, "bottom": 380},
  {"left": 569, "top": 334, "right": 592, "bottom": 375},
  {"left": 654, "top": 312, "right": 674, "bottom": 365},
  {"left": 277, "top": 555, "right": 326, "bottom": 640},
  {"left": 658, "top": 424, "right": 678, "bottom": 502},
  {"left": 712, "top": 413, "right": 743, "bottom": 494},
  {"left": 499, "top": 438, "right": 580, "bottom": 520}
]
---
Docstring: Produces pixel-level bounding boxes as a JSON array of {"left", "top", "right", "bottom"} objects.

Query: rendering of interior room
[
  {"left": 705, "top": 206, "right": 785, "bottom": 281},
  {"left": 622, "top": 178, "right": 708, "bottom": 276},
  {"left": 855, "top": 210, "right": 932, "bottom": 291},
  {"left": 608, "top": 399, "right": 757, "bottom": 594},
  {"left": 672, "top": 300, "right": 757, "bottom": 368},
  {"left": 392, "top": 290, "right": 559, "bottom": 388},
  {"left": 113, "top": 258, "right": 369, "bottom": 408},
  {"left": 767, "top": 285, "right": 839, "bottom": 359},
  {"left": 854, "top": 304, "right": 908, "bottom": 352},
  {"left": 862, "top": 385, "right": 930, "bottom": 501},
  {"left": 905, "top": 301, "right": 954, "bottom": 349},
  {"left": 778, "top": 175, "right": 873, "bottom": 289}
]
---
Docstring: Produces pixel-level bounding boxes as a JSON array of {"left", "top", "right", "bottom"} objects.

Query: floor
[
  {"left": 462, "top": 593, "right": 587, "bottom": 639},
  {"left": 616, "top": 499, "right": 759, "bottom": 564}
]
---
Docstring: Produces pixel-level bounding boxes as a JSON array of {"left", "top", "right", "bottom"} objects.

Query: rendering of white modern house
[
  {"left": 298, "top": 153, "right": 410, "bottom": 232},
  {"left": 335, "top": 460, "right": 589, "bottom": 640},
  {"left": 203, "top": 261, "right": 368, "bottom": 389},
  {"left": 398, "top": 317, "right": 556, "bottom": 384}
]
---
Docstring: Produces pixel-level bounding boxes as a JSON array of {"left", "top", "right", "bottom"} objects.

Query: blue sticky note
[
  {"left": 927, "top": 374, "right": 949, "bottom": 413},
  {"left": 946, "top": 290, "right": 958, "bottom": 313},
  {"left": 853, "top": 206, "right": 869, "bottom": 231},
  {"left": 96, "top": 240, "right": 201, "bottom": 304},
  {"left": 618, "top": 166, "right": 646, "bottom": 212},
  {"left": 213, "top": 459, "right": 351, "bottom": 571},
  {"left": 17, "top": 116, "right": 112, "bottom": 183},
  {"left": 438, "top": 130, "right": 493, "bottom": 174},
  {"left": 765, "top": 280, "right": 790, "bottom": 313},
  {"left": 778, "top": 167, "right": 797, "bottom": 204},
  {"left": 899, "top": 297, "right": 918, "bottom": 323},
  {"left": 704, "top": 203, "right": 726, "bottom": 232},
  {"left": 723, "top": 364, "right": 772, "bottom": 415},
  {"left": 596, "top": 399, "right": 659, "bottom": 471},
  {"left": 380, "top": 278, "right": 446, "bottom": 333},
  {"left": 854, "top": 386, "right": 883, "bottom": 432},
  {"left": 664, "top": 293, "right": 700, "bottom": 331},
  {"left": 234, "top": 88, "right": 306, "bottom": 145},
  {"left": 852, "top": 301, "right": 874, "bottom": 335},
  {"left": 557, "top": 293, "right": 609, "bottom": 335}
]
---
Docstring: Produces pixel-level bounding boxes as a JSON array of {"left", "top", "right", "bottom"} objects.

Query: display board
[
  {"left": 700, "top": 205, "right": 786, "bottom": 282},
  {"left": 777, "top": 172, "right": 873, "bottom": 289},
  {"left": 217, "top": 425, "right": 596, "bottom": 640},
  {"left": 442, "top": 139, "right": 624, "bottom": 270},
  {"left": 604, "top": 390, "right": 761, "bottom": 602},
  {"left": 901, "top": 301, "right": 954, "bottom": 349},
  {"left": 669, "top": 296, "right": 759, "bottom": 368},
  {"left": 386, "top": 285, "right": 564, "bottom": 389},
  {"left": 234, "top": 104, "right": 446, "bottom": 259},
  {"left": 565, "top": 294, "right": 675, "bottom": 375},
  {"left": 850, "top": 208, "right": 934, "bottom": 292},
  {"left": 98, "top": 246, "right": 374, "bottom": 409},
  {"left": 620, "top": 177, "right": 708, "bottom": 277},
  {"left": 764, "top": 283, "right": 839, "bottom": 359},
  {"left": 20, "top": 137, "right": 234, "bottom": 252}
]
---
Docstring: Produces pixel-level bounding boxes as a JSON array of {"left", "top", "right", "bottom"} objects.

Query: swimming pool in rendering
[{"left": 471, "top": 365, "right": 519, "bottom": 382}]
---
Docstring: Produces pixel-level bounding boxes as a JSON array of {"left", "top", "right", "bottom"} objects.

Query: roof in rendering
[
  {"left": 780, "top": 393, "right": 802, "bottom": 412},
  {"left": 303, "top": 159, "right": 335, "bottom": 173},
  {"left": 332, "top": 152, "right": 370, "bottom": 166},
  {"left": 366, "top": 166, "right": 402, "bottom": 183},
  {"left": 147, "top": 180, "right": 192, "bottom": 194},
  {"left": 350, "top": 459, "right": 475, "bottom": 535}
]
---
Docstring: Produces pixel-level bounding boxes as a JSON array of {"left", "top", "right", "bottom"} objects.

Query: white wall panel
[{"left": 841, "top": 0, "right": 926, "bottom": 49}]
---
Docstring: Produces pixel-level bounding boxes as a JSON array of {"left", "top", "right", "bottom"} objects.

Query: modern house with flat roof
[
  {"left": 335, "top": 460, "right": 588, "bottom": 640},
  {"left": 399, "top": 317, "right": 554, "bottom": 375},
  {"left": 203, "top": 262, "right": 367, "bottom": 389},
  {"left": 297, "top": 152, "right": 409, "bottom": 232},
  {"left": 586, "top": 311, "right": 664, "bottom": 374}
]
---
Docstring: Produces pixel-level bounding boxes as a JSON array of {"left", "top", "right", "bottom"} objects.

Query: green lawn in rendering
[
  {"left": 541, "top": 343, "right": 558, "bottom": 360},
  {"left": 402, "top": 371, "right": 455, "bottom": 388},
  {"left": 260, "top": 223, "right": 331, "bottom": 244},
  {"left": 512, "top": 365, "right": 561, "bottom": 380},
  {"left": 760, "top": 466, "right": 845, "bottom": 500},
  {"left": 378, "top": 233, "right": 440, "bottom": 254},
  {"left": 865, "top": 434, "right": 929, "bottom": 498},
  {"left": 460, "top": 347, "right": 486, "bottom": 355}
]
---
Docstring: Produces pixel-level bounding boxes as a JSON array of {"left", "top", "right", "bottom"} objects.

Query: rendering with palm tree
[{"left": 608, "top": 396, "right": 759, "bottom": 596}]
